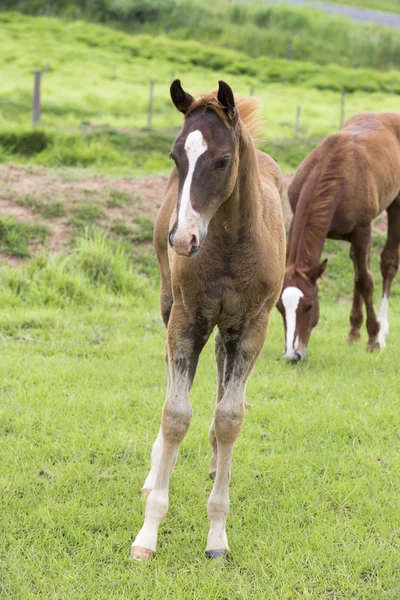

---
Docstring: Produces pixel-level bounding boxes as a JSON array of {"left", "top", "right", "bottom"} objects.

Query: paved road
[{"left": 260, "top": 0, "right": 400, "bottom": 28}]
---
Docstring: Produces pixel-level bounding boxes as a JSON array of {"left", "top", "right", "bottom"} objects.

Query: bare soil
[{"left": 0, "top": 165, "right": 387, "bottom": 263}]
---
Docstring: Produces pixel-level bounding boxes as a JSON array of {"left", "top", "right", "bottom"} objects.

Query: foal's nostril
[
  {"left": 168, "top": 231, "right": 174, "bottom": 248},
  {"left": 295, "top": 352, "right": 301, "bottom": 361}
]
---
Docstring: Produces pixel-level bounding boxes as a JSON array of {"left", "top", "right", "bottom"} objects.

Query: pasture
[
  {"left": 1, "top": 3, "right": 400, "bottom": 599},
  {"left": 1, "top": 229, "right": 400, "bottom": 599}
]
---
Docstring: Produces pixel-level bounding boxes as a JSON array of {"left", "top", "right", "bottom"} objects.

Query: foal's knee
[
  {"left": 162, "top": 401, "right": 192, "bottom": 444},
  {"left": 214, "top": 401, "right": 244, "bottom": 444}
]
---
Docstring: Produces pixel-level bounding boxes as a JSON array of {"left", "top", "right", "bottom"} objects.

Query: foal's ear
[
  {"left": 305, "top": 258, "right": 328, "bottom": 282},
  {"left": 170, "top": 79, "right": 194, "bottom": 114},
  {"left": 218, "top": 80, "right": 236, "bottom": 120}
]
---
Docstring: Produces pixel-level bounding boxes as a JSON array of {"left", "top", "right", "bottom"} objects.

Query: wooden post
[
  {"left": 32, "top": 70, "right": 42, "bottom": 127},
  {"left": 170, "top": 69, "right": 175, "bottom": 82},
  {"left": 282, "top": 75, "right": 287, "bottom": 87},
  {"left": 340, "top": 89, "right": 346, "bottom": 128},
  {"left": 249, "top": 86, "right": 254, "bottom": 97},
  {"left": 294, "top": 106, "right": 301, "bottom": 138},
  {"left": 147, "top": 80, "right": 154, "bottom": 129}
]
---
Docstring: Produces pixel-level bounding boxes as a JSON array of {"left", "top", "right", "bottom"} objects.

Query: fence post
[
  {"left": 170, "top": 69, "right": 175, "bottom": 82},
  {"left": 249, "top": 86, "right": 254, "bottom": 97},
  {"left": 340, "top": 89, "right": 346, "bottom": 128},
  {"left": 294, "top": 106, "right": 301, "bottom": 139},
  {"left": 147, "top": 80, "right": 154, "bottom": 129},
  {"left": 32, "top": 70, "right": 42, "bottom": 127}
]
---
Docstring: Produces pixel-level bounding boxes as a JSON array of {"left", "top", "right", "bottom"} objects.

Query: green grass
[
  {"left": 0, "top": 216, "right": 49, "bottom": 257},
  {"left": 1, "top": 13, "right": 400, "bottom": 134},
  {"left": 1, "top": 230, "right": 400, "bottom": 598},
  {"left": 2, "top": 1, "right": 400, "bottom": 68}
]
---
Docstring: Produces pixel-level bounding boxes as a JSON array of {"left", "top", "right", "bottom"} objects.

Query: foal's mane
[{"left": 185, "top": 91, "right": 261, "bottom": 139}]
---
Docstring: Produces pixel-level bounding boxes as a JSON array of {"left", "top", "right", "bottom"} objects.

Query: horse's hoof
[
  {"left": 205, "top": 549, "right": 228, "bottom": 560},
  {"left": 367, "top": 341, "right": 381, "bottom": 352},
  {"left": 209, "top": 471, "right": 216, "bottom": 480},
  {"left": 130, "top": 546, "right": 154, "bottom": 561},
  {"left": 140, "top": 488, "right": 152, "bottom": 500},
  {"left": 347, "top": 331, "right": 360, "bottom": 343}
]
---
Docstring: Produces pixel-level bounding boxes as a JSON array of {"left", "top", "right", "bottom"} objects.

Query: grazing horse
[
  {"left": 277, "top": 112, "right": 400, "bottom": 361},
  {"left": 131, "top": 81, "right": 285, "bottom": 560}
]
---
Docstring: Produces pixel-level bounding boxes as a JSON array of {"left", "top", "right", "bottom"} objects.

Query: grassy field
[
  {"left": 1, "top": 12, "right": 400, "bottom": 176},
  {"left": 3, "top": 1, "right": 400, "bottom": 70},
  {"left": 1, "top": 229, "right": 400, "bottom": 599}
]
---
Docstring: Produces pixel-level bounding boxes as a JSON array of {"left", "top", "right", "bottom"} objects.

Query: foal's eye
[
  {"left": 304, "top": 303, "right": 313, "bottom": 313},
  {"left": 215, "top": 157, "right": 230, "bottom": 170}
]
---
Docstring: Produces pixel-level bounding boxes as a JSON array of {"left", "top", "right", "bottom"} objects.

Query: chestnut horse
[
  {"left": 131, "top": 81, "right": 285, "bottom": 559},
  {"left": 277, "top": 112, "right": 400, "bottom": 361}
]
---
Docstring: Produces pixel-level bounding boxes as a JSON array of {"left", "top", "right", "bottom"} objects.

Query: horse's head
[
  {"left": 276, "top": 260, "right": 328, "bottom": 361},
  {"left": 168, "top": 79, "right": 239, "bottom": 257}
]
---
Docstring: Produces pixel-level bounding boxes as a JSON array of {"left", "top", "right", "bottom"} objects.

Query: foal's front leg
[
  {"left": 131, "top": 307, "right": 209, "bottom": 560},
  {"left": 206, "top": 316, "right": 268, "bottom": 558}
]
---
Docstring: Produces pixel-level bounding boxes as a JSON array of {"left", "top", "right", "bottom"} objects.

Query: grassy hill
[
  {"left": 0, "top": 12, "right": 399, "bottom": 174},
  {"left": 2, "top": 1, "right": 400, "bottom": 69}
]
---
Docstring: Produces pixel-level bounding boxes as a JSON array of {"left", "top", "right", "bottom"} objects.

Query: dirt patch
[
  {"left": 0, "top": 164, "right": 167, "bottom": 260},
  {"left": 0, "top": 165, "right": 388, "bottom": 262}
]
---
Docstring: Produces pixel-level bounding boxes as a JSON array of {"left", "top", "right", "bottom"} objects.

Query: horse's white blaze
[
  {"left": 176, "top": 129, "right": 207, "bottom": 232},
  {"left": 377, "top": 294, "right": 389, "bottom": 348},
  {"left": 282, "top": 286, "right": 304, "bottom": 359}
]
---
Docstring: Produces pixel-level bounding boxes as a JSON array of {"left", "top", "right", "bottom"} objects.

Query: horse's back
[{"left": 289, "top": 112, "right": 400, "bottom": 224}]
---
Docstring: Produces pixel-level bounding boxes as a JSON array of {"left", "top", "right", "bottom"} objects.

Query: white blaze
[
  {"left": 282, "top": 286, "right": 304, "bottom": 360},
  {"left": 377, "top": 294, "right": 389, "bottom": 349},
  {"left": 177, "top": 129, "right": 207, "bottom": 232}
]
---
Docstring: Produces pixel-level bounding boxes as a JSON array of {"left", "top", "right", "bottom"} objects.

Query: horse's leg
[
  {"left": 378, "top": 200, "right": 400, "bottom": 349},
  {"left": 348, "top": 243, "right": 364, "bottom": 342},
  {"left": 206, "top": 313, "right": 268, "bottom": 558},
  {"left": 350, "top": 225, "right": 380, "bottom": 351},
  {"left": 131, "top": 306, "right": 209, "bottom": 560},
  {"left": 208, "top": 330, "right": 226, "bottom": 479}
]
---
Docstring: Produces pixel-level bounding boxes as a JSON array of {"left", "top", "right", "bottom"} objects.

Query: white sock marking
[
  {"left": 177, "top": 130, "right": 207, "bottom": 231},
  {"left": 281, "top": 286, "right": 304, "bottom": 360},
  {"left": 377, "top": 294, "right": 389, "bottom": 348}
]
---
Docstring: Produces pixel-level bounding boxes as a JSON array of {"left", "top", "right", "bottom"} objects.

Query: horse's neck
[
  {"left": 287, "top": 186, "right": 338, "bottom": 268},
  {"left": 218, "top": 138, "right": 262, "bottom": 234}
]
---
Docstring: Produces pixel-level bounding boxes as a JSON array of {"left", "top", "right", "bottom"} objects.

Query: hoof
[
  {"left": 130, "top": 546, "right": 154, "bottom": 561},
  {"left": 347, "top": 331, "right": 361, "bottom": 343},
  {"left": 205, "top": 549, "right": 228, "bottom": 560},
  {"left": 209, "top": 471, "right": 216, "bottom": 480},
  {"left": 140, "top": 488, "right": 152, "bottom": 500},
  {"left": 367, "top": 340, "right": 381, "bottom": 352}
]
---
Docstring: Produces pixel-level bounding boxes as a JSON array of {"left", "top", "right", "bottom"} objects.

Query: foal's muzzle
[{"left": 169, "top": 228, "right": 201, "bottom": 257}]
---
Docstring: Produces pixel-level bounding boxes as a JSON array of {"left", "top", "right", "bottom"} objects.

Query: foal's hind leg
[
  {"left": 208, "top": 331, "right": 226, "bottom": 479},
  {"left": 206, "top": 313, "right": 268, "bottom": 558},
  {"left": 350, "top": 225, "right": 380, "bottom": 351},
  {"left": 378, "top": 200, "right": 400, "bottom": 349},
  {"left": 131, "top": 306, "right": 209, "bottom": 560},
  {"left": 348, "top": 244, "right": 364, "bottom": 342}
]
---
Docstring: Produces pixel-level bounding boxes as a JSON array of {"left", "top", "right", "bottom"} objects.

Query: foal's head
[
  {"left": 168, "top": 80, "right": 240, "bottom": 256},
  {"left": 276, "top": 260, "right": 328, "bottom": 361}
]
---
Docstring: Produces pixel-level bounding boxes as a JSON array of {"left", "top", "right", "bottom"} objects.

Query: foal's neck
[{"left": 217, "top": 130, "right": 262, "bottom": 235}]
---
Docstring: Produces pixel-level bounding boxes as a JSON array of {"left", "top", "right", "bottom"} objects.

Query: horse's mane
[
  {"left": 289, "top": 138, "right": 346, "bottom": 266},
  {"left": 185, "top": 91, "right": 261, "bottom": 138}
]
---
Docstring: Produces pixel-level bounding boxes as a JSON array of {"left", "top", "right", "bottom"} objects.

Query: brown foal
[
  {"left": 131, "top": 81, "right": 285, "bottom": 559},
  {"left": 277, "top": 112, "right": 400, "bottom": 361}
]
